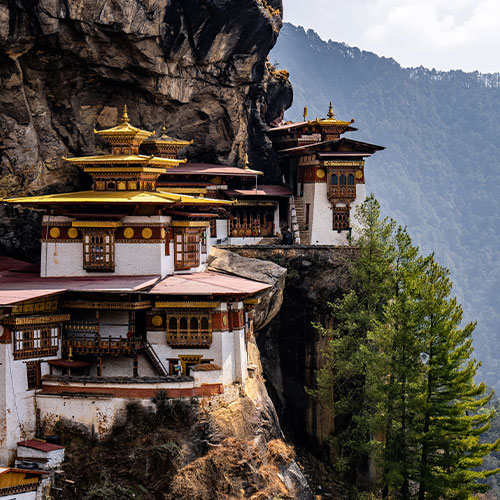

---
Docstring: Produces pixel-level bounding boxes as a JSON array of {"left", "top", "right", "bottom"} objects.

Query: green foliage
[
  {"left": 311, "top": 197, "right": 500, "bottom": 499},
  {"left": 271, "top": 23, "right": 500, "bottom": 397}
]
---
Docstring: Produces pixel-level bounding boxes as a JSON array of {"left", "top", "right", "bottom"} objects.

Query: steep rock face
[
  {"left": 0, "top": 0, "right": 292, "bottom": 258},
  {"left": 224, "top": 246, "right": 357, "bottom": 455}
]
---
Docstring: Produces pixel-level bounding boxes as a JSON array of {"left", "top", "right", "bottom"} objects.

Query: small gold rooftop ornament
[
  {"left": 303, "top": 105, "right": 308, "bottom": 121},
  {"left": 121, "top": 104, "right": 129, "bottom": 124},
  {"left": 327, "top": 101, "right": 335, "bottom": 120},
  {"left": 244, "top": 153, "right": 250, "bottom": 170}
]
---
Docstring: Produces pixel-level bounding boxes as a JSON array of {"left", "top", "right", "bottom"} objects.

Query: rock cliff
[{"left": 0, "top": 0, "right": 292, "bottom": 258}]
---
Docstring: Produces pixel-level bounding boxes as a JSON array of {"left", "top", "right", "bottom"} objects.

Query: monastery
[{"left": 0, "top": 103, "right": 383, "bottom": 474}]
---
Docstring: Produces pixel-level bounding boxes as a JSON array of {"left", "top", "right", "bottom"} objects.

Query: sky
[{"left": 283, "top": 0, "right": 500, "bottom": 73}]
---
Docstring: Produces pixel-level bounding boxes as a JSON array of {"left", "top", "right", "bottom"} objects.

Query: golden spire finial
[
  {"left": 244, "top": 153, "right": 250, "bottom": 170},
  {"left": 327, "top": 101, "right": 335, "bottom": 120},
  {"left": 303, "top": 105, "right": 308, "bottom": 121},
  {"left": 121, "top": 104, "right": 129, "bottom": 124},
  {"left": 161, "top": 123, "right": 167, "bottom": 134}
]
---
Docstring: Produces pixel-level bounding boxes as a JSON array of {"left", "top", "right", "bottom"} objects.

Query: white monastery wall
[
  {"left": 99, "top": 310, "right": 129, "bottom": 338},
  {"left": 309, "top": 183, "right": 367, "bottom": 245},
  {"left": 273, "top": 205, "right": 281, "bottom": 236},
  {"left": 37, "top": 393, "right": 134, "bottom": 438},
  {"left": 2, "top": 491, "right": 36, "bottom": 500},
  {"left": 101, "top": 357, "right": 134, "bottom": 377},
  {"left": 0, "top": 345, "right": 58, "bottom": 465}
]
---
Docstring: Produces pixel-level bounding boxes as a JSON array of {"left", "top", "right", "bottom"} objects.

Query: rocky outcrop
[
  {"left": 224, "top": 245, "right": 357, "bottom": 454},
  {"left": 0, "top": 0, "right": 293, "bottom": 258},
  {"left": 207, "top": 246, "right": 287, "bottom": 330}
]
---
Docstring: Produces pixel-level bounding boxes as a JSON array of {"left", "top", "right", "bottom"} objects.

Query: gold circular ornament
[
  {"left": 124, "top": 227, "right": 135, "bottom": 239},
  {"left": 142, "top": 228, "right": 153, "bottom": 239},
  {"left": 67, "top": 228, "right": 78, "bottom": 239},
  {"left": 316, "top": 168, "right": 326, "bottom": 179},
  {"left": 222, "top": 314, "right": 228, "bottom": 327},
  {"left": 161, "top": 228, "right": 166, "bottom": 239},
  {"left": 355, "top": 170, "right": 364, "bottom": 180},
  {"left": 49, "top": 227, "right": 60, "bottom": 239},
  {"left": 152, "top": 315, "right": 163, "bottom": 327}
]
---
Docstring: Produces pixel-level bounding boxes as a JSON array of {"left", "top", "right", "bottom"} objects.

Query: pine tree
[
  {"left": 313, "top": 196, "right": 396, "bottom": 489},
  {"left": 371, "top": 228, "right": 428, "bottom": 499},
  {"left": 417, "top": 258, "right": 500, "bottom": 500}
]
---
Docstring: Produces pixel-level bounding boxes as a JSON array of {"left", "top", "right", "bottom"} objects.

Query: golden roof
[
  {"left": 4, "top": 190, "right": 233, "bottom": 206},
  {"left": 94, "top": 106, "right": 153, "bottom": 144},
  {"left": 142, "top": 125, "right": 193, "bottom": 146},
  {"left": 63, "top": 154, "right": 185, "bottom": 167},
  {"left": 310, "top": 102, "right": 355, "bottom": 128}
]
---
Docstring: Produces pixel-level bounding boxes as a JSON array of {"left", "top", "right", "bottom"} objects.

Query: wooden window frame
[
  {"left": 14, "top": 326, "right": 60, "bottom": 360},
  {"left": 166, "top": 310, "right": 212, "bottom": 348},
  {"left": 174, "top": 228, "right": 200, "bottom": 271},
  {"left": 83, "top": 229, "right": 115, "bottom": 272},
  {"left": 201, "top": 228, "right": 207, "bottom": 254},
  {"left": 26, "top": 360, "right": 42, "bottom": 390},
  {"left": 327, "top": 169, "right": 356, "bottom": 200},
  {"left": 210, "top": 219, "right": 217, "bottom": 238},
  {"left": 332, "top": 205, "right": 350, "bottom": 232}
]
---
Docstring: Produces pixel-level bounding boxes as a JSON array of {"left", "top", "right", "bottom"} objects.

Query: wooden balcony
[
  {"left": 63, "top": 335, "right": 139, "bottom": 356},
  {"left": 229, "top": 221, "right": 274, "bottom": 238},
  {"left": 328, "top": 185, "right": 356, "bottom": 200},
  {"left": 166, "top": 330, "right": 212, "bottom": 348}
]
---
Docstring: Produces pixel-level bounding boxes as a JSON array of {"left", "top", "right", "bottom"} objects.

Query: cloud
[{"left": 283, "top": 0, "right": 500, "bottom": 73}]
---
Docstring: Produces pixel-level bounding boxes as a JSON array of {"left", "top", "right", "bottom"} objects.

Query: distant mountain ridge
[{"left": 271, "top": 23, "right": 500, "bottom": 391}]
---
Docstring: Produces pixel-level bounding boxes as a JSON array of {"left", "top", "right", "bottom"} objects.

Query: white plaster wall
[
  {"left": 17, "top": 446, "right": 65, "bottom": 469},
  {"left": 137, "top": 352, "right": 157, "bottom": 377},
  {"left": 302, "top": 183, "right": 316, "bottom": 243},
  {"left": 232, "top": 329, "right": 247, "bottom": 383},
  {"left": 146, "top": 330, "right": 223, "bottom": 374},
  {"left": 41, "top": 215, "right": 173, "bottom": 278},
  {"left": 219, "top": 330, "right": 235, "bottom": 385},
  {"left": 273, "top": 205, "right": 281, "bottom": 236},
  {"left": 2, "top": 345, "right": 59, "bottom": 466},
  {"left": 101, "top": 357, "right": 134, "bottom": 377},
  {"left": 99, "top": 310, "right": 129, "bottom": 338},
  {"left": 192, "top": 370, "right": 223, "bottom": 386},
  {"left": 37, "top": 394, "right": 135, "bottom": 438},
  {"left": 309, "top": 184, "right": 346, "bottom": 245}
]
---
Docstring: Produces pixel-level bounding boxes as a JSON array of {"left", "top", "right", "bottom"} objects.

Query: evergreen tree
[
  {"left": 313, "top": 197, "right": 500, "bottom": 499},
  {"left": 417, "top": 259, "right": 500, "bottom": 500},
  {"left": 313, "top": 196, "right": 395, "bottom": 489}
]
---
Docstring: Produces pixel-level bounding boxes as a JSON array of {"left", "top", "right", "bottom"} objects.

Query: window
[
  {"left": 333, "top": 206, "right": 350, "bottom": 231},
  {"left": 174, "top": 229, "right": 200, "bottom": 270},
  {"left": 166, "top": 311, "right": 212, "bottom": 348},
  {"left": 331, "top": 174, "right": 337, "bottom": 186},
  {"left": 201, "top": 229, "right": 207, "bottom": 254},
  {"left": 339, "top": 174, "right": 346, "bottom": 186},
  {"left": 26, "top": 361, "right": 41, "bottom": 390},
  {"left": 348, "top": 174, "right": 355, "bottom": 185},
  {"left": 14, "top": 327, "right": 59, "bottom": 360},
  {"left": 210, "top": 219, "right": 217, "bottom": 238},
  {"left": 327, "top": 170, "right": 356, "bottom": 201},
  {"left": 83, "top": 230, "right": 115, "bottom": 272}
]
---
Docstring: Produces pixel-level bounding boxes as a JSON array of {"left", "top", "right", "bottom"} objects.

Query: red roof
[
  {"left": 226, "top": 185, "right": 292, "bottom": 198},
  {"left": 150, "top": 271, "right": 270, "bottom": 296},
  {"left": 17, "top": 439, "right": 64, "bottom": 452},
  {"left": 0, "top": 259, "right": 159, "bottom": 305},
  {"left": 268, "top": 121, "right": 308, "bottom": 132},
  {"left": 161, "top": 163, "right": 263, "bottom": 177}
]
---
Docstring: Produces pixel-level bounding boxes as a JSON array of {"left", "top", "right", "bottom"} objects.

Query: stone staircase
[{"left": 293, "top": 197, "right": 310, "bottom": 245}]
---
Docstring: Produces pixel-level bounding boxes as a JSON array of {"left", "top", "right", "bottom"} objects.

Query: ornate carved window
[
  {"left": 26, "top": 361, "right": 41, "bottom": 390},
  {"left": 83, "top": 230, "right": 115, "bottom": 272},
  {"left": 328, "top": 170, "right": 356, "bottom": 200},
  {"left": 166, "top": 311, "right": 212, "bottom": 348},
  {"left": 14, "top": 326, "right": 60, "bottom": 360},
  {"left": 174, "top": 229, "right": 200, "bottom": 270},
  {"left": 332, "top": 206, "right": 350, "bottom": 231}
]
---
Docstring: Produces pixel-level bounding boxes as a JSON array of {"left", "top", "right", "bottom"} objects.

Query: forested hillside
[{"left": 271, "top": 23, "right": 500, "bottom": 392}]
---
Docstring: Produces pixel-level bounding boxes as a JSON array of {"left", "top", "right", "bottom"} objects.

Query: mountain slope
[{"left": 271, "top": 23, "right": 500, "bottom": 391}]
